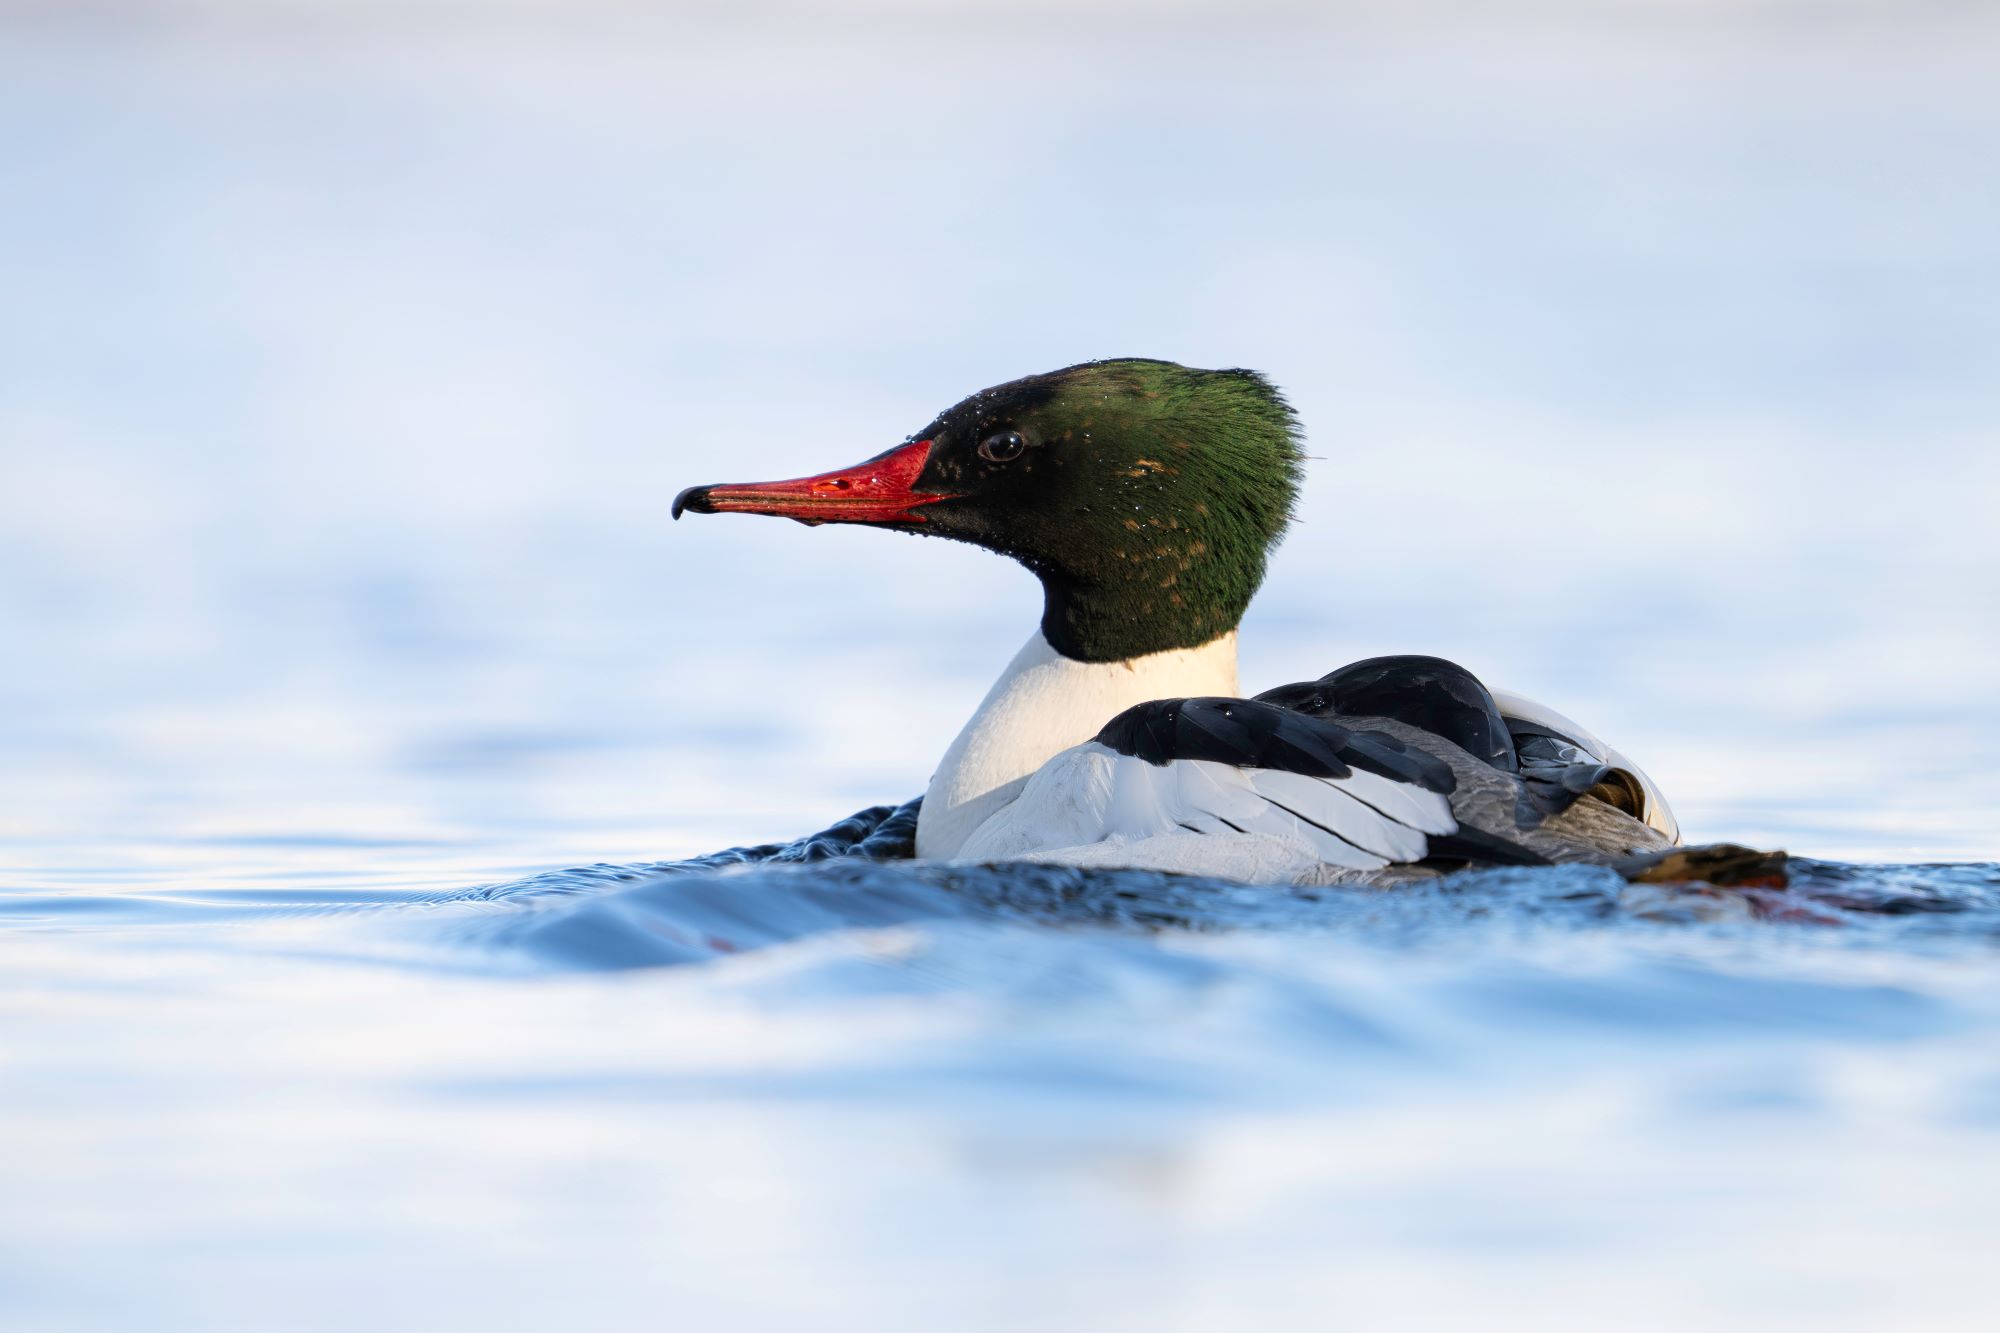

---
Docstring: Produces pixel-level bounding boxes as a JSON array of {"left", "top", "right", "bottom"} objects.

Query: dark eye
[{"left": 977, "top": 429, "right": 1026, "bottom": 463}]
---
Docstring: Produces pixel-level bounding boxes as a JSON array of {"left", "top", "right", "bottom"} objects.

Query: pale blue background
[
  {"left": 2, "top": 4, "right": 1998, "bottom": 1330},
  {"left": 4, "top": 0, "right": 1996, "bottom": 884}
]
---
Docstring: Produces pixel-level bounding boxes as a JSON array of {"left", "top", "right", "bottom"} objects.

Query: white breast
[{"left": 915, "top": 631, "right": 1240, "bottom": 858}]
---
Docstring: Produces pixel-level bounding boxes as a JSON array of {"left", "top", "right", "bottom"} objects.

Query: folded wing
[{"left": 956, "top": 697, "right": 1459, "bottom": 871}]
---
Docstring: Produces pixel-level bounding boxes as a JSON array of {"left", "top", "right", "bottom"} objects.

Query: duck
[{"left": 673, "top": 358, "right": 1684, "bottom": 885}]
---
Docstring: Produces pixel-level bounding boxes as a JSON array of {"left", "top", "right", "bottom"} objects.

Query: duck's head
[{"left": 673, "top": 358, "right": 1304, "bottom": 662}]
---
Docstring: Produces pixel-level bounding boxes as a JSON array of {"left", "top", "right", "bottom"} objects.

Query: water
[
  {"left": 6, "top": 828, "right": 2000, "bottom": 1331},
  {"left": 4, "top": 5, "right": 2000, "bottom": 1330}
]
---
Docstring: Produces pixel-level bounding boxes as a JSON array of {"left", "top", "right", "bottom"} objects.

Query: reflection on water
[{"left": 4, "top": 831, "right": 2000, "bottom": 1332}]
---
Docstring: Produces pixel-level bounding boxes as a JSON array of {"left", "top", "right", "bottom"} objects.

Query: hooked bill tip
[{"left": 671, "top": 485, "right": 712, "bottom": 520}]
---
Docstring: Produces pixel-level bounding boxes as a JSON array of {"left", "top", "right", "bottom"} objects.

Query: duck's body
[
  {"left": 676, "top": 358, "right": 1682, "bottom": 883},
  {"left": 917, "top": 630, "right": 1677, "bottom": 883}
]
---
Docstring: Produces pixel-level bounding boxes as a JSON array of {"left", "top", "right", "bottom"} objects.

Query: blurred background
[
  {"left": 3, "top": 3, "right": 1999, "bottom": 1330},
  {"left": 4, "top": 0, "right": 1996, "bottom": 888}
]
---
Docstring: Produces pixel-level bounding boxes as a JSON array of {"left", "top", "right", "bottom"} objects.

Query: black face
[
  {"left": 896, "top": 375, "right": 1081, "bottom": 571},
  {"left": 676, "top": 358, "right": 1305, "bottom": 662}
]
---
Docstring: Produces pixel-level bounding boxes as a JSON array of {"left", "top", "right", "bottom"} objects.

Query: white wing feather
[
  {"left": 1322, "top": 766, "right": 1458, "bottom": 836},
  {"left": 1244, "top": 768, "right": 1432, "bottom": 862},
  {"left": 953, "top": 741, "right": 1457, "bottom": 875}
]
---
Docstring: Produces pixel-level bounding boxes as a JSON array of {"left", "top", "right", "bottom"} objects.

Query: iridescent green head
[{"left": 675, "top": 359, "right": 1305, "bottom": 661}]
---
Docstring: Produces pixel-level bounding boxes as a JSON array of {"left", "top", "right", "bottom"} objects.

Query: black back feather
[
  {"left": 1255, "top": 654, "right": 1519, "bottom": 774},
  {"left": 1094, "top": 697, "right": 1457, "bottom": 795}
]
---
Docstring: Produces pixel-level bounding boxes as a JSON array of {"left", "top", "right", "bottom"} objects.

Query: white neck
[{"left": 915, "top": 630, "right": 1240, "bottom": 858}]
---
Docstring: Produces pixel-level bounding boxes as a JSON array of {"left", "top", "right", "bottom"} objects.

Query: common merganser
[{"left": 674, "top": 359, "right": 1682, "bottom": 884}]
